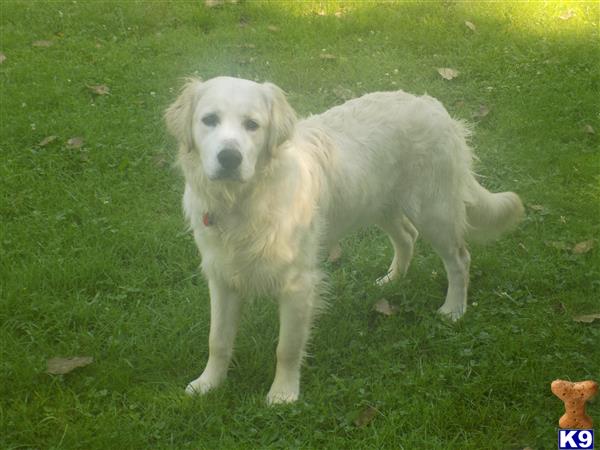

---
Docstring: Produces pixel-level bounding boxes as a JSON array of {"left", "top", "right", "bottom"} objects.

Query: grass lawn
[{"left": 1, "top": 1, "right": 599, "bottom": 448}]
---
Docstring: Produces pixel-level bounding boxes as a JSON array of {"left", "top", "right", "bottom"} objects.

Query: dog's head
[{"left": 165, "top": 76, "right": 296, "bottom": 183}]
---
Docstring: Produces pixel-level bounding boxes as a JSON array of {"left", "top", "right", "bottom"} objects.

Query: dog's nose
[{"left": 217, "top": 148, "right": 242, "bottom": 170}]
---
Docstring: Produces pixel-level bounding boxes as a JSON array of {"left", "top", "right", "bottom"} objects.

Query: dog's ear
[
  {"left": 165, "top": 78, "right": 204, "bottom": 152},
  {"left": 263, "top": 82, "right": 297, "bottom": 155}
]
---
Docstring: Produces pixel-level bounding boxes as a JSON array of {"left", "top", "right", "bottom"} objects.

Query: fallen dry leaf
[
  {"left": 153, "top": 154, "right": 169, "bottom": 168},
  {"left": 88, "top": 84, "right": 110, "bottom": 96},
  {"left": 465, "top": 21, "right": 476, "bottom": 31},
  {"left": 66, "top": 137, "right": 84, "bottom": 149},
  {"left": 0, "top": 52, "right": 6, "bottom": 64},
  {"left": 327, "top": 242, "right": 342, "bottom": 263},
  {"left": 553, "top": 301, "right": 566, "bottom": 314},
  {"left": 374, "top": 298, "right": 398, "bottom": 316},
  {"left": 527, "top": 204, "right": 545, "bottom": 212},
  {"left": 559, "top": 9, "right": 575, "bottom": 20},
  {"left": 319, "top": 53, "right": 336, "bottom": 60},
  {"left": 437, "top": 68, "right": 459, "bottom": 80},
  {"left": 238, "top": 16, "right": 250, "bottom": 27},
  {"left": 354, "top": 405, "right": 377, "bottom": 428},
  {"left": 546, "top": 241, "right": 571, "bottom": 251},
  {"left": 473, "top": 105, "right": 490, "bottom": 119},
  {"left": 32, "top": 40, "right": 53, "bottom": 47},
  {"left": 583, "top": 124, "right": 595, "bottom": 135},
  {"left": 573, "top": 313, "right": 600, "bottom": 323},
  {"left": 333, "top": 86, "right": 354, "bottom": 101},
  {"left": 47, "top": 356, "right": 93, "bottom": 375},
  {"left": 38, "top": 135, "right": 58, "bottom": 147},
  {"left": 204, "top": 0, "right": 237, "bottom": 6},
  {"left": 572, "top": 240, "right": 595, "bottom": 254}
]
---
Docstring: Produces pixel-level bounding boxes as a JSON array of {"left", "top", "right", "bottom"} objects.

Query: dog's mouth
[{"left": 210, "top": 169, "right": 245, "bottom": 183}]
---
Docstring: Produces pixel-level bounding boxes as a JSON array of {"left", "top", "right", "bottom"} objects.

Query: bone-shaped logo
[{"left": 551, "top": 379, "right": 598, "bottom": 429}]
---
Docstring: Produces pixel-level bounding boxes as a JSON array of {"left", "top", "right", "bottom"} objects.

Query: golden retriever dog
[{"left": 165, "top": 76, "right": 524, "bottom": 404}]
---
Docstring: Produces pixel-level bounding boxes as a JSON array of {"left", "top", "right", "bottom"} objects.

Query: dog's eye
[
  {"left": 244, "top": 119, "right": 259, "bottom": 131},
  {"left": 202, "top": 114, "right": 219, "bottom": 127}
]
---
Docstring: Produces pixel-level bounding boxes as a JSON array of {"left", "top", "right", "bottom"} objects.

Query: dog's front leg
[
  {"left": 186, "top": 278, "right": 242, "bottom": 396},
  {"left": 267, "top": 281, "right": 316, "bottom": 405}
]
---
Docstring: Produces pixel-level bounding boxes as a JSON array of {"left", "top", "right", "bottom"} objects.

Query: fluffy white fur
[{"left": 165, "top": 76, "right": 524, "bottom": 404}]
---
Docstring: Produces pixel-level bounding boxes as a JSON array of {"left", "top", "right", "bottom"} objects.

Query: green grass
[{"left": 1, "top": 1, "right": 599, "bottom": 448}]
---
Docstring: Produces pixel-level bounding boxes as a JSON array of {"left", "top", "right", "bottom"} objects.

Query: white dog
[{"left": 165, "top": 76, "right": 524, "bottom": 404}]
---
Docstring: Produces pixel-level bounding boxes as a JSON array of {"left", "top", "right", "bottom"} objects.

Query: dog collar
[{"left": 203, "top": 212, "right": 213, "bottom": 227}]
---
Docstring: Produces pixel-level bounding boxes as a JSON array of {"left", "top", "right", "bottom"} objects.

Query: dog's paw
[
  {"left": 185, "top": 376, "right": 220, "bottom": 396},
  {"left": 437, "top": 303, "right": 466, "bottom": 322},
  {"left": 266, "top": 389, "right": 298, "bottom": 405},
  {"left": 266, "top": 384, "right": 299, "bottom": 405},
  {"left": 375, "top": 272, "right": 396, "bottom": 286}
]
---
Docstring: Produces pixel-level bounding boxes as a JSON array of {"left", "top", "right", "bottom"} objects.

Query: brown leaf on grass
[
  {"left": 267, "top": 25, "right": 280, "bottom": 32},
  {"left": 38, "top": 135, "right": 58, "bottom": 147},
  {"left": 583, "top": 124, "right": 595, "bottom": 135},
  {"left": 66, "top": 137, "right": 84, "bottom": 149},
  {"left": 572, "top": 240, "right": 595, "bottom": 254},
  {"left": 319, "top": 53, "right": 336, "bottom": 60},
  {"left": 354, "top": 405, "right": 377, "bottom": 428},
  {"left": 465, "top": 21, "right": 476, "bottom": 32},
  {"left": 88, "top": 84, "right": 110, "bottom": 96},
  {"left": 333, "top": 86, "right": 354, "bottom": 101},
  {"left": 374, "top": 298, "right": 398, "bottom": 316},
  {"left": 327, "top": 243, "right": 342, "bottom": 263},
  {"left": 552, "top": 301, "right": 566, "bottom": 314},
  {"left": 153, "top": 154, "right": 169, "bottom": 168},
  {"left": 573, "top": 313, "right": 600, "bottom": 323},
  {"left": 0, "top": 52, "right": 6, "bottom": 64},
  {"left": 559, "top": 9, "right": 575, "bottom": 20},
  {"left": 47, "top": 356, "right": 93, "bottom": 375},
  {"left": 527, "top": 204, "right": 545, "bottom": 212},
  {"left": 205, "top": 0, "right": 237, "bottom": 7},
  {"left": 545, "top": 241, "right": 571, "bottom": 251},
  {"left": 32, "top": 40, "right": 53, "bottom": 47},
  {"left": 437, "top": 68, "right": 459, "bottom": 80},
  {"left": 473, "top": 105, "right": 490, "bottom": 119},
  {"left": 238, "top": 16, "right": 250, "bottom": 28}
]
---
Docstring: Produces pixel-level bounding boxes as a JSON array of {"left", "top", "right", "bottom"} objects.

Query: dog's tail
[{"left": 465, "top": 176, "right": 524, "bottom": 243}]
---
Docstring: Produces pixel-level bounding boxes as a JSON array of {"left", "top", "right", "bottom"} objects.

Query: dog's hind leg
[
  {"left": 413, "top": 214, "right": 471, "bottom": 321},
  {"left": 434, "top": 243, "right": 470, "bottom": 321},
  {"left": 376, "top": 214, "right": 418, "bottom": 286}
]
